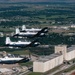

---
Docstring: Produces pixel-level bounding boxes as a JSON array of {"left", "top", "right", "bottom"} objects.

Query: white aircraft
[
  {"left": 0, "top": 54, "right": 30, "bottom": 64},
  {"left": 13, "top": 28, "right": 46, "bottom": 38},
  {"left": 21, "top": 25, "right": 48, "bottom": 33},
  {"left": 5, "top": 37, "right": 40, "bottom": 48}
]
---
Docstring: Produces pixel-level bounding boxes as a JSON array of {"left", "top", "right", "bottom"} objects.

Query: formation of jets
[
  {"left": 21, "top": 25, "right": 48, "bottom": 33},
  {"left": 13, "top": 26, "right": 48, "bottom": 38},
  {"left": 5, "top": 25, "right": 48, "bottom": 49},
  {"left": 3, "top": 25, "right": 49, "bottom": 64}
]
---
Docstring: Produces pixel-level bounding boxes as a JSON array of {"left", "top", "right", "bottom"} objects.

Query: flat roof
[
  {"left": 67, "top": 45, "right": 75, "bottom": 52},
  {"left": 36, "top": 53, "right": 62, "bottom": 62},
  {"left": 35, "top": 45, "right": 75, "bottom": 62}
]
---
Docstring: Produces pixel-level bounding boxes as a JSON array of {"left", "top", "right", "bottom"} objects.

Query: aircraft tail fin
[
  {"left": 5, "top": 37, "right": 11, "bottom": 44},
  {"left": 16, "top": 28, "right": 20, "bottom": 34},
  {"left": 22, "top": 25, "right": 26, "bottom": 30}
]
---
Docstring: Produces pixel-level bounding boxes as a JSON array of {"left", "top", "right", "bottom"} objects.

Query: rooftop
[
  {"left": 36, "top": 53, "right": 62, "bottom": 62},
  {"left": 35, "top": 45, "right": 75, "bottom": 62},
  {"left": 67, "top": 45, "right": 75, "bottom": 52}
]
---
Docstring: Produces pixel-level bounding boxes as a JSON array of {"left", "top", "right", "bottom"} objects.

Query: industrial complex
[{"left": 33, "top": 45, "right": 75, "bottom": 72}]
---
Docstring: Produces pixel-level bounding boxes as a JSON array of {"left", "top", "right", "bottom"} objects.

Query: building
[{"left": 33, "top": 45, "right": 75, "bottom": 72}]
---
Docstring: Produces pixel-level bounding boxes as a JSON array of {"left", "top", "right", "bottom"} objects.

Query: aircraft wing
[
  {"left": 32, "top": 27, "right": 48, "bottom": 37},
  {"left": 39, "top": 27, "right": 48, "bottom": 33},
  {"left": 28, "top": 39, "right": 40, "bottom": 47}
]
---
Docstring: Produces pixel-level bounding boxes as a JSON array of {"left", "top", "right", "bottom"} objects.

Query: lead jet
[
  {"left": 13, "top": 28, "right": 47, "bottom": 38},
  {"left": 21, "top": 25, "right": 48, "bottom": 33},
  {"left": 5, "top": 37, "right": 40, "bottom": 48}
]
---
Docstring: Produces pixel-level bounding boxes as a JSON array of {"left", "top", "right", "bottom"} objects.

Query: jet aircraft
[
  {"left": 5, "top": 37, "right": 40, "bottom": 48},
  {"left": 0, "top": 54, "right": 30, "bottom": 64},
  {"left": 21, "top": 25, "right": 48, "bottom": 33},
  {"left": 13, "top": 28, "right": 47, "bottom": 38}
]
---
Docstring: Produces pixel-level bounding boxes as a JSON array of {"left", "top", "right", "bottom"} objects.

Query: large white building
[{"left": 33, "top": 45, "right": 75, "bottom": 72}]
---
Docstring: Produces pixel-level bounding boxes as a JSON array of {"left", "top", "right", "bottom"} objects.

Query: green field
[
  {"left": 0, "top": 2, "right": 75, "bottom": 27},
  {"left": 0, "top": 2, "right": 75, "bottom": 33}
]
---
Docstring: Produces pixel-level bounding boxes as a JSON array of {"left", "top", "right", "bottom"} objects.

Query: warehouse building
[
  {"left": 33, "top": 45, "right": 75, "bottom": 72},
  {"left": 65, "top": 46, "right": 75, "bottom": 61}
]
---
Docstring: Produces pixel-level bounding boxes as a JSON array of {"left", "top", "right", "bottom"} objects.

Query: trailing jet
[
  {"left": 0, "top": 54, "right": 30, "bottom": 64},
  {"left": 13, "top": 28, "right": 47, "bottom": 38},
  {"left": 21, "top": 25, "right": 48, "bottom": 33},
  {"left": 5, "top": 37, "right": 40, "bottom": 48}
]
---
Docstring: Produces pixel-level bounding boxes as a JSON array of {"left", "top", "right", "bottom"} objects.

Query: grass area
[
  {"left": 28, "top": 72, "right": 43, "bottom": 75},
  {"left": 64, "top": 65, "right": 75, "bottom": 72},
  {"left": 0, "top": 46, "right": 32, "bottom": 55},
  {"left": 54, "top": 64, "right": 75, "bottom": 75},
  {"left": 20, "top": 61, "right": 33, "bottom": 66},
  {"left": 10, "top": 50, "right": 30, "bottom": 55},
  {"left": 0, "top": 2, "right": 75, "bottom": 27},
  {"left": 0, "top": 48, "right": 31, "bottom": 55},
  {"left": 0, "top": 27, "right": 14, "bottom": 32}
]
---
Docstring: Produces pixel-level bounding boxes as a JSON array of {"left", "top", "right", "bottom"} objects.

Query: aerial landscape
[{"left": 0, "top": 0, "right": 75, "bottom": 75}]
